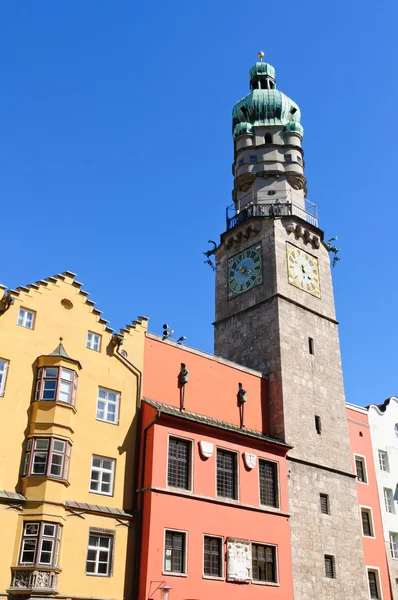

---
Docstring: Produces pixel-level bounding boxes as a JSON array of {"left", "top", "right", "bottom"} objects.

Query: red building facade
[{"left": 137, "top": 333, "right": 294, "bottom": 600}]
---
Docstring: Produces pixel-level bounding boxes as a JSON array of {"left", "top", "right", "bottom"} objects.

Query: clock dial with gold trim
[
  {"left": 287, "top": 243, "right": 321, "bottom": 298},
  {"left": 228, "top": 244, "right": 262, "bottom": 297}
]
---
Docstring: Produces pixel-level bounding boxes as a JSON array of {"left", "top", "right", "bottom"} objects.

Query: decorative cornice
[{"left": 284, "top": 220, "right": 320, "bottom": 249}]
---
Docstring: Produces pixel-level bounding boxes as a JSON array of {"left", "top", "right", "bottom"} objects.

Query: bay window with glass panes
[
  {"left": 23, "top": 437, "right": 71, "bottom": 480},
  {"left": 35, "top": 366, "right": 78, "bottom": 406},
  {"left": 19, "top": 522, "right": 62, "bottom": 567}
]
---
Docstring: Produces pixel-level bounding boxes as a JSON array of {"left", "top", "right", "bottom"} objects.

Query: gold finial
[{"left": 258, "top": 51, "right": 264, "bottom": 61}]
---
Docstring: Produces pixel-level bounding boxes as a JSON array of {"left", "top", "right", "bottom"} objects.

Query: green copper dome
[{"left": 232, "top": 61, "right": 303, "bottom": 139}]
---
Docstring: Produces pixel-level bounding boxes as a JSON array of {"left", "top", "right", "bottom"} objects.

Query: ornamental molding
[
  {"left": 224, "top": 224, "right": 262, "bottom": 250},
  {"left": 10, "top": 569, "right": 58, "bottom": 592},
  {"left": 284, "top": 220, "right": 320, "bottom": 249},
  {"left": 199, "top": 441, "right": 214, "bottom": 459},
  {"left": 226, "top": 538, "right": 252, "bottom": 582},
  {"left": 243, "top": 452, "right": 256, "bottom": 470}
]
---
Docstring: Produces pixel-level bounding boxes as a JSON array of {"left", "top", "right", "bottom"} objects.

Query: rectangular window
[
  {"left": 308, "top": 337, "right": 314, "bottom": 355},
  {"left": 164, "top": 530, "right": 186, "bottom": 574},
  {"left": 355, "top": 456, "right": 367, "bottom": 483},
  {"left": 87, "top": 332, "right": 102, "bottom": 352},
  {"left": 390, "top": 532, "right": 398, "bottom": 559},
  {"left": 315, "top": 415, "right": 322, "bottom": 434},
  {"left": 368, "top": 569, "right": 381, "bottom": 599},
  {"left": 216, "top": 449, "right": 237, "bottom": 500},
  {"left": 252, "top": 544, "right": 277, "bottom": 583},
  {"left": 259, "top": 460, "right": 278, "bottom": 508},
  {"left": 249, "top": 155, "right": 257, "bottom": 163},
  {"left": 19, "top": 521, "right": 61, "bottom": 567},
  {"left": 23, "top": 437, "right": 71, "bottom": 480},
  {"left": 86, "top": 531, "right": 114, "bottom": 576},
  {"left": 384, "top": 488, "right": 395, "bottom": 513},
  {"left": 324, "top": 555, "right": 335, "bottom": 578},
  {"left": 96, "top": 388, "right": 120, "bottom": 424},
  {"left": 203, "top": 536, "right": 222, "bottom": 578},
  {"left": 284, "top": 154, "right": 292, "bottom": 162},
  {"left": 361, "top": 508, "right": 373, "bottom": 537},
  {"left": 167, "top": 437, "right": 191, "bottom": 490},
  {"left": 320, "top": 493, "right": 330, "bottom": 515},
  {"left": 378, "top": 450, "right": 389, "bottom": 472},
  {"left": 17, "top": 308, "right": 35, "bottom": 329},
  {"left": 35, "top": 367, "right": 77, "bottom": 405},
  {"left": 0, "top": 359, "right": 9, "bottom": 396},
  {"left": 90, "top": 457, "right": 115, "bottom": 496}
]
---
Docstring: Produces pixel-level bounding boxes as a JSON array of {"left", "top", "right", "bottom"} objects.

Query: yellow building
[{"left": 0, "top": 271, "right": 147, "bottom": 600}]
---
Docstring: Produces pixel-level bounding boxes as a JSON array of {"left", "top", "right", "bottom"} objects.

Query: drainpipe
[{"left": 133, "top": 408, "right": 161, "bottom": 600}]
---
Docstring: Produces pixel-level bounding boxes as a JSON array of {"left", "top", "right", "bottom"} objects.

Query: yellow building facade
[{"left": 0, "top": 271, "right": 147, "bottom": 600}]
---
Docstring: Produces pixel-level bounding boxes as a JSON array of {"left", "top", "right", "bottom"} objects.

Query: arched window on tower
[{"left": 264, "top": 133, "right": 273, "bottom": 144}]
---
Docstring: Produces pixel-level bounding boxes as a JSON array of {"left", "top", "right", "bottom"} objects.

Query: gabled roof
[{"left": 143, "top": 398, "right": 292, "bottom": 449}]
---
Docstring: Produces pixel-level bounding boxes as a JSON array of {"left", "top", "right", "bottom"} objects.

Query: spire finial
[
  {"left": 257, "top": 51, "right": 264, "bottom": 62},
  {"left": 59, "top": 336, "right": 63, "bottom": 342}
]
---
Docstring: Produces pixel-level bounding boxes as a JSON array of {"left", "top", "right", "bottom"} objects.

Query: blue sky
[{"left": 0, "top": 1, "right": 397, "bottom": 407}]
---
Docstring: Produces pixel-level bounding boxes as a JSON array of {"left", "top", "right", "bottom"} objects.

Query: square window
[
  {"left": 17, "top": 308, "right": 35, "bottom": 329},
  {"left": 252, "top": 543, "right": 277, "bottom": 583},
  {"left": 259, "top": 460, "right": 278, "bottom": 508},
  {"left": 284, "top": 154, "right": 292, "bottom": 162},
  {"left": 167, "top": 437, "right": 192, "bottom": 490},
  {"left": 361, "top": 508, "right": 373, "bottom": 537},
  {"left": 204, "top": 536, "right": 223, "bottom": 578},
  {"left": 0, "top": 359, "right": 9, "bottom": 396},
  {"left": 324, "top": 555, "right": 335, "bottom": 578},
  {"left": 355, "top": 456, "right": 367, "bottom": 483},
  {"left": 87, "top": 332, "right": 101, "bottom": 352},
  {"left": 320, "top": 493, "right": 330, "bottom": 515},
  {"left": 164, "top": 530, "right": 186, "bottom": 574},
  {"left": 96, "top": 388, "right": 120, "bottom": 424},
  {"left": 378, "top": 450, "right": 389, "bottom": 472},
  {"left": 384, "top": 488, "right": 395, "bottom": 513},
  {"left": 216, "top": 449, "right": 237, "bottom": 500},
  {"left": 249, "top": 155, "right": 257, "bottom": 163},
  {"left": 86, "top": 532, "right": 113, "bottom": 576},
  {"left": 90, "top": 456, "right": 115, "bottom": 496}
]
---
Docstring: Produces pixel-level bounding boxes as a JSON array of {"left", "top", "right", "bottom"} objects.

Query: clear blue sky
[{"left": 1, "top": 1, "right": 397, "bottom": 407}]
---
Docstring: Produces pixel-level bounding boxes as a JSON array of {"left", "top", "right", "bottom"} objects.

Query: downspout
[{"left": 133, "top": 408, "right": 161, "bottom": 600}]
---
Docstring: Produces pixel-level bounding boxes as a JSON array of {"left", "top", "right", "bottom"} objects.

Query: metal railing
[{"left": 226, "top": 190, "right": 318, "bottom": 230}]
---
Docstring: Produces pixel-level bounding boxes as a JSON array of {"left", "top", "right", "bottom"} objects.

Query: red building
[
  {"left": 346, "top": 403, "right": 392, "bottom": 599},
  {"left": 137, "top": 333, "right": 294, "bottom": 600}
]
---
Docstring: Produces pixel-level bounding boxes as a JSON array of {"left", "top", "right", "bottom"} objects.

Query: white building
[{"left": 369, "top": 396, "right": 398, "bottom": 597}]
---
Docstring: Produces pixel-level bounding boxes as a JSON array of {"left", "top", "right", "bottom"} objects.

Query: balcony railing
[
  {"left": 226, "top": 191, "right": 318, "bottom": 230},
  {"left": 9, "top": 568, "right": 58, "bottom": 594}
]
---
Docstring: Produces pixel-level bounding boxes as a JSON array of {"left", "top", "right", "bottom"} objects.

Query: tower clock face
[
  {"left": 228, "top": 244, "right": 262, "bottom": 298},
  {"left": 287, "top": 243, "right": 321, "bottom": 298}
]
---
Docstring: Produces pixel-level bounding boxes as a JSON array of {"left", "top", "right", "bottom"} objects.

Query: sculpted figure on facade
[{"left": 226, "top": 538, "right": 251, "bottom": 582}]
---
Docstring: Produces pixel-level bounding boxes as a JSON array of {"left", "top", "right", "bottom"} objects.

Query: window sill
[
  {"left": 95, "top": 418, "right": 119, "bottom": 426},
  {"left": 21, "top": 475, "right": 70, "bottom": 487},
  {"left": 203, "top": 575, "right": 224, "bottom": 581},
  {"left": 86, "top": 347, "right": 101, "bottom": 353},
  {"left": 85, "top": 572, "right": 111, "bottom": 577},
  {"left": 89, "top": 489, "right": 114, "bottom": 498},
  {"left": 252, "top": 580, "right": 279, "bottom": 587},
  {"left": 13, "top": 566, "right": 61, "bottom": 573},
  {"left": 162, "top": 571, "right": 187, "bottom": 578},
  {"left": 33, "top": 400, "right": 77, "bottom": 413}
]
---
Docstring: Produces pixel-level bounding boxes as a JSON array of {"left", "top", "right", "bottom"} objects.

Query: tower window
[
  {"left": 324, "top": 555, "right": 335, "bottom": 578},
  {"left": 284, "top": 154, "right": 292, "bottom": 162},
  {"left": 297, "top": 156, "right": 302, "bottom": 163},
  {"left": 238, "top": 159, "right": 244, "bottom": 166},
  {"left": 249, "top": 156, "right": 257, "bottom": 163},
  {"left": 267, "top": 190, "right": 276, "bottom": 196},
  {"left": 240, "top": 106, "right": 248, "bottom": 117},
  {"left": 308, "top": 337, "right": 314, "bottom": 355},
  {"left": 320, "top": 493, "right": 330, "bottom": 515},
  {"left": 264, "top": 133, "right": 273, "bottom": 144},
  {"left": 315, "top": 415, "right": 322, "bottom": 435}
]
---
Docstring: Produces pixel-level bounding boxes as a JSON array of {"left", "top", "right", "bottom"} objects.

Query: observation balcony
[
  {"left": 227, "top": 190, "right": 318, "bottom": 231},
  {"left": 9, "top": 567, "right": 59, "bottom": 594}
]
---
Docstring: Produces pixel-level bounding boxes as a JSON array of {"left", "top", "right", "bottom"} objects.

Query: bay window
[
  {"left": 35, "top": 367, "right": 77, "bottom": 405},
  {"left": 19, "top": 521, "right": 61, "bottom": 567},
  {"left": 23, "top": 437, "right": 71, "bottom": 480}
]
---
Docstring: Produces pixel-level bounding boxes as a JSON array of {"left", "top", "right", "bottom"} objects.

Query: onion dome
[{"left": 232, "top": 60, "right": 303, "bottom": 139}]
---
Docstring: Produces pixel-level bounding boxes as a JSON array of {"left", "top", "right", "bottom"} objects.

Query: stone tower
[{"left": 214, "top": 58, "right": 369, "bottom": 600}]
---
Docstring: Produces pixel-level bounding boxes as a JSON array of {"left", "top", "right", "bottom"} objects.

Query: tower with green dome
[
  {"left": 214, "top": 57, "right": 370, "bottom": 600},
  {"left": 231, "top": 57, "right": 310, "bottom": 220}
]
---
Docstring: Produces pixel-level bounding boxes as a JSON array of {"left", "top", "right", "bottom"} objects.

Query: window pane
[
  {"left": 39, "top": 540, "right": 53, "bottom": 564},
  {"left": 42, "top": 380, "right": 57, "bottom": 399},
  {"left": 35, "top": 439, "right": 49, "bottom": 450},
  {"left": 59, "top": 381, "right": 71, "bottom": 402},
  {"left": 25, "top": 523, "right": 39, "bottom": 535},
  {"left": 50, "top": 454, "right": 64, "bottom": 477},
  {"left": 259, "top": 460, "right": 277, "bottom": 507},
  {"left": 217, "top": 450, "right": 236, "bottom": 499},
  {"left": 53, "top": 440, "right": 65, "bottom": 452},
  {"left": 61, "top": 368, "right": 73, "bottom": 381},
  {"left": 44, "top": 368, "right": 58, "bottom": 378},
  {"left": 43, "top": 524, "right": 56, "bottom": 537},
  {"left": 21, "top": 539, "right": 36, "bottom": 563},
  {"left": 32, "top": 453, "right": 47, "bottom": 474}
]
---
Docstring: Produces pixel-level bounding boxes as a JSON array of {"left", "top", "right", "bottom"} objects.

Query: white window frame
[
  {"left": 85, "top": 530, "right": 114, "bottom": 577},
  {"left": 96, "top": 387, "right": 120, "bottom": 424},
  {"left": 202, "top": 534, "right": 224, "bottom": 580},
  {"left": 360, "top": 505, "right": 375, "bottom": 538},
  {"left": 86, "top": 331, "right": 102, "bottom": 352},
  {"left": 17, "top": 308, "right": 35, "bottom": 329},
  {"left": 390, "top": 532, "right": 398, "bottom": 560},
  {"left": 163, "top": 528, "right": 188, "bottom": 577},
  {"left": 378, "top": 450, "right": 389, "bottom": 472},
  {"left": 89, "top": 456, "right": 115, "bottom": 496},
  {"left": 384, "top": 488, "right": 395, "bottom": 514},
  {"left": 354, "top": 454, "right": 368, "bottom": 484},
  {"left": 367, "top": 566, "right": 383, "bottom": 600},
  {"left": 19, "top": 521, "right": 61, "bottom": 567},
  {"left": 0, "top": 359, "right": 9, "bottom": 396}
]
